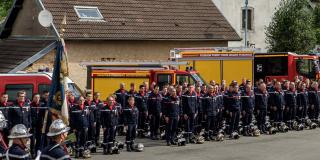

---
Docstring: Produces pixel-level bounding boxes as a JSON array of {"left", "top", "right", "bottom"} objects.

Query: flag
[{"left": 48, "top": 40, "right": 69, "bottom": 125}]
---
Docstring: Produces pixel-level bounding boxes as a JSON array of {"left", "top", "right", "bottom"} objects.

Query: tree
[
  {"left": 0, "top": 0, "right": 14, "bottom": 21},
  {"left": 314, "top": 4, "right": 320, "bottom": 45},
  {"left": 265, "top": 0, "right": 316, "bottom": 54}
]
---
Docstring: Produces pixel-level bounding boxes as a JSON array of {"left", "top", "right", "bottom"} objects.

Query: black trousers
[
  {"left": 256, "top": 108, "right": 267, "bottom": 131},
  {"left": 229, "top": 110, "right": 240, "bottom": 134},
  {"left": 206, "top": 116, "right": 217, "bottom": 136},
  {"left": 138, "top": 112, "right": 148, "bottom": 131},
  {"left": 76, "top": 127, "right": 88, "bottom": 149},
  {"left": 184, "top": 113, "right": 195, "bottom": 135},
  {"left": 241, "top": 109, "right": 253, "bottom": 126},
  {"left": 166, "top": 117, "right": 178, "bottom": 143},
  {"left": 284, "top": 106, "right": 296, "bottom": 122},
  {"left": 126, "top": 124, "right": 137, "bottom": 143},
  {"left": 30, "top": 128, "right": 41, "bottom": 155},
  {"left": 296, "top": 105, "right": 307, "bottom": 120},
  {"left": 271, "top": 107, "right": 284, "bottom": 123},
  {"left": 103, "top": 126, "right": 116, "bottom": 150},
  {"left": 88, "top": 122, "right": 96, "bottom": 143},
  {"left": 150, "top": 113, "right": 161, "bottom": 137},
  {"left": 308, "top": 105, "right": 319, "bottom": 120},
  {"left": 95, "top": 122, "right": 101, "bottom": 144}
]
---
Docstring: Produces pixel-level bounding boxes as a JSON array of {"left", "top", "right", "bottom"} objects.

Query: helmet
[
  {"left": 134, "top": 143, "right": 144, "bottom": 152},
  {"left": 231, "top": 132, "right": 240, "bottom": 139},
  {"left": 47, "top": 119, "right": 70, "bottom": 137},
  {"left": 196, "top": 136, "right": 205, "bottom": 144},
  {"left": 252, "top": 126, "right": 261, "bottom": 136},
  {"left": 278, "top": 123, "right": 289, "bottom": 132},
  {"left": 215, "top": 132, "right": 224, "bottom": 141},
  {"left": 0, "top": 111, "right": 7, "bottom": 129},
  {"left": 8, "top": 124, "right": 32, "bottom": 139}
]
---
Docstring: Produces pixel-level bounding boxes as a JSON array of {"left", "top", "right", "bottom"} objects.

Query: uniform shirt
[
  {"left": 84, "top": 101, "right": 96, "bottom": 125},
  {"left": 40, "top": 142, "right": 70, "bottom": 160},
  {"left": 255, "top": 90, "right": 268, "bottom": 110},
  {"left": 241, "top": 91, "right": 254, "bottom": 111},
  {"left": 297, "top": 90, "right": 308, "bottom": 107},
  {"left": 0, "top": 101, "right": 10, "bottom": 120},
  {"left": 147, "top": 92, "right": 162, "bottom": 115},
  {"left": 70, "top": 104, "right": 89, "bottom": 130},
  {"left": 92, "top": 99, "right": 104, "bottom": 124},
  {"left": 8, "top": 101, "right": 31, "bottom": 129},
  {"left": 100, "top": 104, "right": 120, "bottom": 128},
  {"left": 284, "top": 90, "right": 297, "bottom": 108},
  {"left": 204, "top": 93, "right": 218, "bottom": 116},
  {"left": 134, "top": 92, "right": 148, "bottom": 113},
  {"left": 30, "top": 101, "right": 47, "bottom": 132},
  {"left": 115, "top": 89, "right": 129, "bottom": 109},
  {"left": 182, "top": 91, "right": 198, "bottom": 115},
  {"left": 6, "top": 144, "right": 31, "bottom": 160},
  {"left": 196, "top": 93, "right": 205, "bottom": 114},
  {"left": 164, "top": 96, "right": 181, "bottom": 118},
  {"left": 225, "top": 92, "right": 241, "bottom": 111},
  {"left": 123, "top": 106, "right": 139, "bottom": 125},
  {"left": 269, "top": 90, "right": 285, "bottom": 108}
]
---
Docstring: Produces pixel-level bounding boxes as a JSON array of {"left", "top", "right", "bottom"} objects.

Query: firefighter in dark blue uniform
[
  {"left": 203, "top": 85, "right": 218, "bottom": 140},
  {"left": 225, "top": 83, "right": 241, "bottom": 138},
  {"left": 93, "top": 92, "right": 103, "bottom": 147},
  {"left": 195, "top": 86, "right": 204, "bottom": 134},
  {"left": 297, "top": 83, "right": 308, "bottom": 121},
  {"left": 115, "top": 83, "right": 128, "bottom": 136},
  {"left": 135, "top": 85, "right": 149, "bottom": 137},
  {"left": 40, "top": 119, "right": 71, "bottom": 160},
  {"left": 308, "top": 82, "right": 320, "bottom": 121},
  {"left": 164, "top": 88, "right": 180, "bottom": 146},
  {"left": 269, "top": 81, "right": 285, "bottom": 127},
  {"left": 0, "top": 111, "right": 8, "bottom": 159},
  {"left": 284, "top": 82, "right": 297, "bottom": 128},
  {"left": 70, "top": 96, "right": 90, "bottom": 158},
  {"left": 100, "top": 96, "right": 120, "bottom": 155},
  {"left": 241, "top": 84, "right": 254, "bottom": 135},
  {"left": 8, "top": 91, "right": 31, "bottom": 131},
  {"left": 123, "top": 97, "right": 139, "bottom": 152},
  {"left": 7, "top": 124, "right": 32, "bottom": 160},
  {"left": 148, "top": 86, "right": 163, "bottom": 140},
  {"left": 182, "top": 84, "right": 198, "bottom": 142},
  {"left": 255, "top": 82, "right": 268, "bottom": 133},
  {"left": 30, "top": 94, "right": 46, "bottom": 157},
  {"left": 84, "top": 93, "right": 97, "bottom": 152}
]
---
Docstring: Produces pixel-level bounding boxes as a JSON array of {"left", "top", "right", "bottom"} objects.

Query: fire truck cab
[{"left": 254, "top": 52, "right": 320, "bottom": 82}]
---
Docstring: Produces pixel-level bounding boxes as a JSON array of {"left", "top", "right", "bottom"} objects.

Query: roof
[
  {"left": 41, "top": 0, "right": 240, "bottom": 41},
  {"left": 0, "top": 39, "right": 56, "bottom": 73}
]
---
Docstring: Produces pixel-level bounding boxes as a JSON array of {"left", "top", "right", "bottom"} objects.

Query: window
[
  {"left": 5, "top": 84, "right": 33, "bottom": 102},
  {"left": 242, "top": 8, "right": 253, "bottom": 30},
  {"left": 74, "top": 6, "right": 104, "bottom": 20},
  {"left": 157, "top": 74, "right": 172, "bottom": 89},
  {"left": 176, "top": 75, "right": 188, "bottom": 85},
  {"left": 38, "top": 84, "right": 50, "bottom": 95},
  {"left": 296, "top": 59, "right": 317, "bottom": 79}
]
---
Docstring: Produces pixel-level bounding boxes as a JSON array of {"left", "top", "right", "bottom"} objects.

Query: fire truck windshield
[
  {"left": 296, "top": 59, "right": 319, "bottom": 79},
  {"left": 191, "top": 73, "right": 206, "bottom": 86}
]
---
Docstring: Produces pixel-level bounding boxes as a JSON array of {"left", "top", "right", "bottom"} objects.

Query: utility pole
[{"left": 244, "top": 0, "right": 248, "bottom": 48}]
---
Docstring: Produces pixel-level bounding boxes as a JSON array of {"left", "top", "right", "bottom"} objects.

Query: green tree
[
  {"left": 0, "top": 0, "right": 14, "bottom": 21},
  {"left": 266, "top": 0, "right": 316, "bottom": 54},
  {"left": 314, "top": 4, "right": 320, "bottom": 45}
]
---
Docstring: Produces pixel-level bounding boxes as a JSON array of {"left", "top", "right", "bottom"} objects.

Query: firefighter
[
  {"left": 123, "top": 97, "right": 139, "bottom": 152},
  {"left": 195, "top": 86, "right": 204, "bottom": 135},
  {"left": 239, "top": 77, "right": 247, "bottom": 92},
  {"left": 308, "top": 82, "right": 320, "bottom": 122},
  {"left": 70, "top": 96, "right": 90, "bottom": 158},
  {"left": 164, "top": 88, "right": 180, "bottom": 146},
  {"left": 284, "top": 82, "right": 297, "bottom": 129},
  {"left": 241, "top": 84, "right": 254, "bottom": 136},
  {"left": 135, "top": 85, "right": 149, "bottom": 138},
  {"left": 203, "top": 85, "right": 218, "bottom": 140},
  {"left": 296, "top": 83, "right": 308, "bottom": 121},
  {"left": 269, "top": 81, "right": 286, "bottom": 129},
  {"left": 255, "top": 82, "right": 268, "bottom": 133},
  {"left": 7, "top": 124, "right": 32, "bottom": 160},
  {"left": 84, "top": 93, "right": 97, "bottom": 152},
  {"left": 182, "top": 84, "right": 198, "bottom": 143},
  {"left": 93, "top": 92, "right": 103, "bottom": 147},
  {"left": 128, "top": 83, "right": 137, "bottom": 97},
  {"left": 225, "top": 83, "right": 241, "bottom": 138},
  {"left": 0, "top": 93, "right": 10, "bottom": 145},
  {"left": 8, "top": 91, "right": 31, "bottom": 131},
  {"left": 30, "top": 93, "right": 46, "bottom": 157},
  {"left": 115, "top": 83, "right": 128, "bottom": 136},
  {"left": 148, "top": 86, "right": 162, "bottom": 140},
  {"left": 40, "top": 119, "right": 71, "bottom": 160},
  {"left": 0, "top": 111, "right": 8, "bottom": 159},
  {"left": 100, "top": 96, "right": 120, "bottom": 155}
]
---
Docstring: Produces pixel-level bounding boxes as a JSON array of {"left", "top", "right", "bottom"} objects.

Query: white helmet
[
  {"left": 8, "top": 124, "right": 32, "bottom": 139},
  {"left": 47, "top": 119, "right": 70, "bottom": 137},
  {"left": 0, "top": 111, "right": 7, "bottom": 129}
]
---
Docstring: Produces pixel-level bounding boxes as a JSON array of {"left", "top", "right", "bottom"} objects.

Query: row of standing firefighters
[{"left": 1, "top": 77, "right": 320, "bottom": 159}]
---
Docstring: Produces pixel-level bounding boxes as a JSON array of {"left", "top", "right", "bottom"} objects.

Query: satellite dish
[{"left": 38, "top": 10, "right": 53, "bottom": 28}]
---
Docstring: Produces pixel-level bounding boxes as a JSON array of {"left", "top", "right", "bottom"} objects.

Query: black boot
[
  {"left": 126, "top": 142, "right": 131, "bottom": 152},
  {"left": 107, "top": 143, "right": 113, "bottom": 155},
  {"left": 130, "top": 141, "right": 135, "bottom": 151}
]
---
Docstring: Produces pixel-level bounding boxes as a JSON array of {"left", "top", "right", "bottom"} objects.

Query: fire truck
[
  {"left": 82, "top": 60, "right": 206, "bottom": 99},
  {"left": 170, "top": 48, "right": 320, "bottom": 84},
  {"left": 254, "top": 52, "right": 320, "bottom": 82}
]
